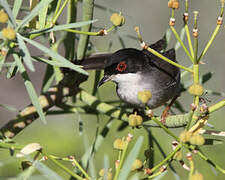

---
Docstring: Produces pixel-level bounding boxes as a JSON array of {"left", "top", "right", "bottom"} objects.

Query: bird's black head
[{"left": 98, "top": 48, "right": 148, "bottom": 87}]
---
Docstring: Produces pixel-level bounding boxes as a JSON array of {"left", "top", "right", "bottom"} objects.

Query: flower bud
[
  {"left": 131, "top": 159, "right": 143, "bottom": 171},
  {"left": 99, "top": 168, "right": 113, "bottom": 180},
  {"left": 2, "top": 27, "right": 16, "bottom": 40},
  {"left": 168, "top": 0, "right": 179, "bottom": 9},
  {"left": 128, "top": 114, "right": 143, "bottom": 127},
  {"left": 137, "top": 90, "right": 152, "bottom": 104},
  {"left": 190, "top": 172, "right": 204, "bottom": 180},
  {"left": 188, "top": 84, "right": 204, "bottom": 96},
  {"left": 189, "top": 134, "right": 205, "bottom": 146},
  {"left": 0, "top": 10, "right": 8, "bottom": 23},
  {"left": 113, "top": 138, "right": 127, "bottom": 150},
  {"left": 179, "top": 130, "right": 192, "bottom": 143},
  {"left": 110, "top": 13, "right": 125, "bottom": 27}
]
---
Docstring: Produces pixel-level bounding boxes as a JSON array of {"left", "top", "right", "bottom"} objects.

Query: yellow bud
[
  {"left": 128, "top": 114, "right": 143, "bottom": 127},
  {"left": 0, "top": 10, "right": 8, "bottom": 23},
  {"left": 113, "top": 138, "right": 127, "bottom": 150},
  {"left": 2, "top": 27, "right": 16, "bottom": 40},
  {"left": 168, "top": 0, "right": 179, "bottom": 9},
  {"left": 189, "top": 134, "right": 205, "bottom": 146},
  {"left": 173, "top": 151, "right": 182, "bottom": 161},
  {"left": 179, "top": 130, "right": 192, "bottom": 143},
  {"left": 188, "top": 84, "right": 204, "bottom": 96},
  {"left": 110, "top": 13, "right": 125, "bottom": 27},
  {"left": 131, "top": 159, "right": 143, "bottom": 171},
  {"left": 190, "top": 172, "right": 204, "bottom": 180},
  {"left": 137, "top": 90, "right": 152, "bottom": 104},
  {"left": 99, "top": 168, "right": 113, "bottom": 180}
]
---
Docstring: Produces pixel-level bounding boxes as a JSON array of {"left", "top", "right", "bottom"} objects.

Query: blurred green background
[{"left": 0, "top": 0, "right": 225, "bottom": 179}]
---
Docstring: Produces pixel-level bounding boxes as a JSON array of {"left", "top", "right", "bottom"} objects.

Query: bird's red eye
[{"left": 116, "top": 61, "right": 127, "bottom": 72}]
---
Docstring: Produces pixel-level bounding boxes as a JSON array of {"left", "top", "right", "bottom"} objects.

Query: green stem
[
  {"left": 208, "top": 99, "right": 225, "bottom": 113},
  {"left": 53, "top": 0, "right": 62, "bottom": 21},
  {"left": 185, "top": 0, "right": 188, "bottom": 12},
  {"left": 193, "top": 64, "right": 199, "bottom": 105},
  {"left": 0, "top": 141, "right": 23, "bottom": 150},
  {"left": 46, "top": 154, "right": 84, "bottom": 180},
  {"left": 71, "top": 157, "right": 91, "bottom": 179},
  {"left": 188, "top": 158, "right": 194, "bottom": 179},
  {"left": 145, "top": 46, "right": 193, "bottom": 73},
  {"left": 183, "top": 144, "right": 225, "bottom": 174},
  {"left": 77, "top": 0, "right": 95, "bottom": 60},
  {"left": 52, "top": 0, "right": 70, "bottom": 24},
  {"left": 185, "top": 110, "right": 194, "bottom": 130},
  {"left": 151, "top": 117, "right": 179, "bottom": 141},
  {"left": 184, "top": 24, "right": 194, "bottom": 58},
  {"left": 113, "top": 141, "right": 129, "bottom": 180},
  {"left": 64, "top": 25, "right": 115, "bottom": 36},
  {"left": 170, "top": 26, "right": 194, "bottom": 63},
  {"left": 197, "top": 25, "right": 221, "bottom": 63},
  {"left": 147, "top": 144, "right": 182, "bottom": 177}
]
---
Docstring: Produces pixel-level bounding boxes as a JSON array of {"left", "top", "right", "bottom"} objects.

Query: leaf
[
  {"left": 13, "top": 54, "right": 47, "bottom": 124},
  {"left": 200, "top": 72, "right": 213, "bottom": 84},
  {"left": 41, "top": 65, "right": 55, "bottom": 93},
  {"left": 16, "top": 143, "right": 42, "bottom": 158},
  {"left": 29, "top": 19, "right": 98, "bottom": 34},
  {"left": 39, "top": 5, "right": 48, "bottom": 29},
  {"left": 12, "top": 0, "right": 23, "bottom": 19},
  {"left": 204, "top": 138, "right": 223, "bottom": 146},
  {"left": 16, "top": 0, "right": 54, "bottom": 30},
  {"left": 0, "top": 0, "right": 17, "bottom": 28},
  {"left": 17, "top": 33, "right": 35, "bottom": 72},
  {"left": 22, "top": 36, "right": 88, "bottom": 75},
  {"left": 0, "top": 103, "right": 18, "bottom": 112},
  {"left": 118, "top": 136, "right": 144, "bottom": 180},
  {"left": 6, "top": 61, "right": 18, "bottom": 79}
]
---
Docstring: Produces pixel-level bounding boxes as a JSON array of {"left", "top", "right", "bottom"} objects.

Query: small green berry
[
  {"left": 128, "top": 114, "right": 143, "bottom": 127},
  {"left": 188, "top": 84, "right": 204, "bottom": 96},
  {"left": 179, "top": 130, "right": 192, "bottom": 143},
  {"left": 190, "top": 172, "right": 204, "bottom": 180},
  {"left": 110, "top": 13, "right": 125, "bottom": 26},
  {"left": 131, "top": 159, "right": 143, "bottom": 171},
  {"left": 0, "top": 10, "right": 8, "bottom": 23},
  {"left": 113, "top": 138, "right": 127, "bottom": 150},
  {"left": 137, "top": 90, "right": 152, "bottom": 104},
  {"left": 2, "top": 27, "right": 16, "bottom": 40},
  {"left": 99, "top": 168, "right": 112, "bottom": 180},
  {"left": 189, "top": 134, "right": 205, "bottom": 145}
]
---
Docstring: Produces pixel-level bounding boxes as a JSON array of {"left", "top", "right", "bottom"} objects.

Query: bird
[{"left": 73, "top": 37, "right": 181, "bottom": 121}]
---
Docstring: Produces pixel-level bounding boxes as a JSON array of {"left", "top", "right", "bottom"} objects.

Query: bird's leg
[{"left": 160, "top": 95, "right": 179, "bottom": 124}]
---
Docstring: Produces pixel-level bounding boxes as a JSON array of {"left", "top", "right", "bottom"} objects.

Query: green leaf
[
  {"left": 38, "top": 5, "right": 48, "bottom": 29},
  {"left": 0, "top": 103, "right": 18, "bottom": 112},
  {"left": 13, "top": 54, "right": 46, "bottom": 124},
  {"left": 200, "top": 72, "right": 213, "bottom": 84},
  {"left": 12, "top": 0, "right": 23, "bottom": 19},
  {"left": 41, "top": 65, "right": 55, "bottom": 93},
  {"left": 16, "top": 0, "right": 54, "bottom": 30},
  {"left": 0, "top": 55, "right": 6, "bottom": 73},
  {"left": 29, "top": 19, "right": 98, "bottom": 34},
  {"left": 0, "top": 0, "right": 17, "bottom": 28},
  {"left": 22, "top": 36, "right": 88, "bottom": 75},
  {"left": 118, "top": 136, "right": 144, "bottom": 180},
  {"left": 6, "top": 61, "right": 18, "bottom": 79},
  {"left": 17, "top": 33, "right": 35, "bottom": 72}
]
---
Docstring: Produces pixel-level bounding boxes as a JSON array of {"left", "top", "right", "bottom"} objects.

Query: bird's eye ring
[{"left": 116, "top": 61, "right": 127, "bottom": 72}]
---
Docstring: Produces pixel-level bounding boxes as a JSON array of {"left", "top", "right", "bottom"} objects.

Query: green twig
[
  {"left": 113, "top": 141, "right": 129, "bottom": 180},
  {"left": 52, "top": 0, "right": 70, "bottom": 24},
  {"left": 46, "top": 154, "right": 84, "bottom": 180},
  {"left": 147, "top": 144, "right": 182, "bottom": 178},
  {"left": 170, "top": 26, "right": 194, "bottom": 63}
]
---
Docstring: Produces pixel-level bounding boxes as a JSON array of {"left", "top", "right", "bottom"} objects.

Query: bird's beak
[{"left": 98, "top": 75, "right": 112, "bottom": 88}]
